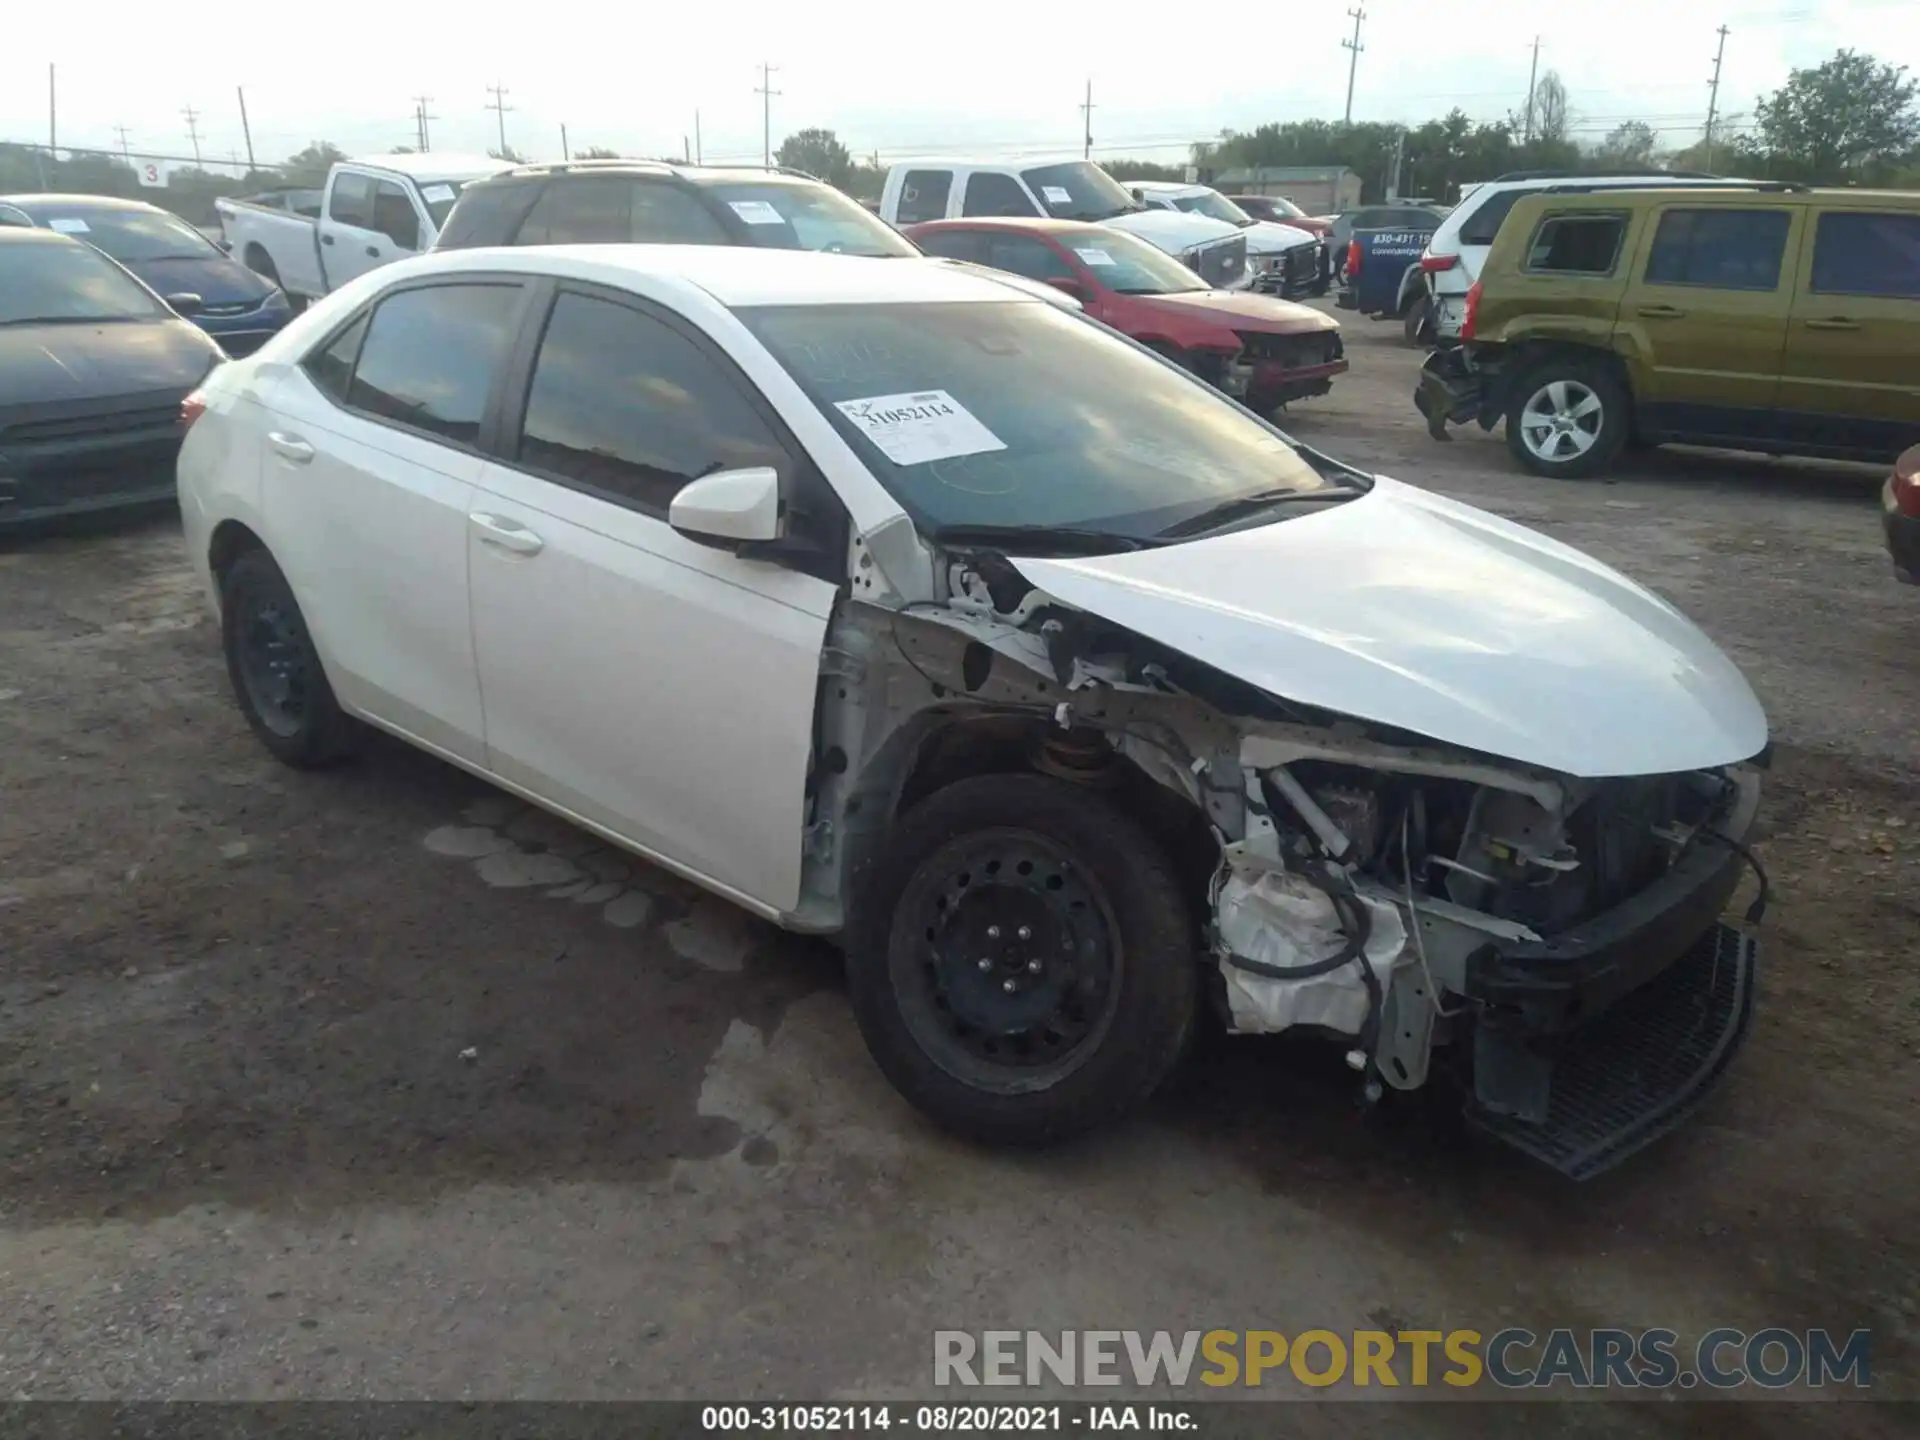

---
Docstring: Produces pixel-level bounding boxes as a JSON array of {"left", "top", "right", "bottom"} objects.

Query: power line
[
  {"left": 181, "top": 105, "right": 202, "bottom": 166},
  {"left": 485, "top": 82, "right": 513, "bottom": 156},
  {"left": 1341, "top": 8, "right": 1366, "bottom": 125},
  {"left": 755, "top": 63, "right": 781, "bottom": 166},
  {"left": 1706, "top": 25, "right": 1731, "bottom": 169}
]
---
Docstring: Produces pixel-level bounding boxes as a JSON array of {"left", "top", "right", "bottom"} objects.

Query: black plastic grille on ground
[{"left": 1467, "top": 923, "right": 1757, "bottom": 1181}]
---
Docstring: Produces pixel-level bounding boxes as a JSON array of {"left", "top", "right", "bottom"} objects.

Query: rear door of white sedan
[
  {"left": 466, "top": 280, "right": 844, "bottom": 915},
  {"left": 263, "top": 278, "right": 534, "bottom": 765}
]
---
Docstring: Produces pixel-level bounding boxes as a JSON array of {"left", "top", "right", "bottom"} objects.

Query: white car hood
[
  {"left": 1104, "top": 210, "right": 1240, "bottom": 253},
  {"left": 1009, "top": 477, "right": 1767, "bottom": 778},
  {"left": 1242, "top": 219, "right": 1316, "bottom": 254}
]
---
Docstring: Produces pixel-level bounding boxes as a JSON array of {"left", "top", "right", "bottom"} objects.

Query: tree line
[{"left": 4, "top": 47, "right": 1911, "bottom": 228}]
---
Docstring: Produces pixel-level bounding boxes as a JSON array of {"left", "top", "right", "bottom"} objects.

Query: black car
[
  {"left": 1887, "top": 444, "right": 1920, "bottom": 585},
  {"left": 434, "top": 160, "right": 919, "bottom": 257},
  {"left": 0, "top": 230, "right": 223, "bottom": 527},
  {"left": 0, "top": 193, "right": 295, "bottom": 356}
]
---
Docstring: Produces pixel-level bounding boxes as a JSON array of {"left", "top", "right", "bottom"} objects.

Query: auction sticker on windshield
[
  {"left": 834, "top": 391, "right": 1006, "bottom": 466},
  {"left": 1073, "top": 247, "right": 1116, "bottom": 266},
  {"left": 421, "top": 184, "right": 456, "bottom": 204},
  {"left": 1041, "top": 186, "right": 1073, "bottom": 205},
  {"left": 728, "top": 200, "right": 787, "bottom": 226},
  {"left": 48, "top": 217, "right": 90, "bottom": 234}
]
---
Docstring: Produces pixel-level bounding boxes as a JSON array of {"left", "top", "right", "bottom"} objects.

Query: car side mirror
[
  {"left": 1045, "top": 276, "right": 1087, "bottom": 301},
  {"left": 669, "top": 466, "right": 782, "bottom": 547},
  {"left": 216, "top": 238, "right": 234, "bottom": 254},
  {"left": 165, "top": 292, "right": 205, "bottom": 317}
]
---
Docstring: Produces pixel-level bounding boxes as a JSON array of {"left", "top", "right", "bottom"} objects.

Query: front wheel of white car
[{"left": 846, "top": 774, "right": 1198, "bottom": 1146}]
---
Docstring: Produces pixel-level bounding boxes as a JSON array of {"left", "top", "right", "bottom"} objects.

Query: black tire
[
  {"left": 219, "top": 547, "right": 362, "bottom": 768},
  {"left": 846, "top": 773, "right": 1199, "bottom": 1147},
  {"left": 1402, "top": 293, "right": 1433, "bottom": 346},
  {"left": 1503, "top": 356, "right": 1630, "bottom": 480}
]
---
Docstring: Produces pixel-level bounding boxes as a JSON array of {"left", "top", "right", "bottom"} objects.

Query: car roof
[
  {"left": 887, "top": 156, "right": 1084, "bottom": 172},
  {"left": 0, "top": 225, "right": 86, "bottom": 245},
  {"left": 385, "top": 244, "right": 1035, "bottom": 307},
  {"left": 481, "top": 160, "right": 827, "bottom": 188},
  {"left": 1127, "top": 180, "right": 1204, "bottom": 195},
  {"left": 346, "top": 152, "right": 511, "bottom": 182},
  {"left": 0, "top": 193, "right": 168, "bottom": 214},
  {"left": 1507, "top": 184, "right": 1913, "bottom": 212}
]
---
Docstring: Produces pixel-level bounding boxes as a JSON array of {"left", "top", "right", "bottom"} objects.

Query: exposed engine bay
[{"left": 797, "top": 543, "right": 1764, "bottom": 1135}]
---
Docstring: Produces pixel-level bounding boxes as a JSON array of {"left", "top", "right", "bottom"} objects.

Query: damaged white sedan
[{"left": 178, "top": 245, "right": 1769, "bottom": 1177}]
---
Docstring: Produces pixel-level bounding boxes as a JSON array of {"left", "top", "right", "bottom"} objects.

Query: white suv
[{"left": 1423, "top": 171, "right": 1757, "bottom": 340}]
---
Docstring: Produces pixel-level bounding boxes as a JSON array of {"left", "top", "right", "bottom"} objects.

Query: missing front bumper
[{"left": 1466, "top": 922, "right": 1757, "bottom": 1180}]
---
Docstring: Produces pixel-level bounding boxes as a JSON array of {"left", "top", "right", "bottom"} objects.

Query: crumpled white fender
[{"left": 1216, "top": 868, "right": 1408, "bottom": 1036}]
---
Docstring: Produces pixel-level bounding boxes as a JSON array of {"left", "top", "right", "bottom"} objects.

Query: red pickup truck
[{"left": 907, "top": 217, "right": 1346, "bottom": 413}]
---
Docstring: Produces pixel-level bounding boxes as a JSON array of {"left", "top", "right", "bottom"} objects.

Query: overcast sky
[{"left": 6, "top": 2, "right": 1917, "bottom": 175}]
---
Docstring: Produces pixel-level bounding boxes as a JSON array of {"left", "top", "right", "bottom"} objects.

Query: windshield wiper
[
  {"left": 934, "top": 523, "right": 1162, "bottom": 554},
  {"left": 1156, "top": 486, "right": 1353, "bottom": 539}
]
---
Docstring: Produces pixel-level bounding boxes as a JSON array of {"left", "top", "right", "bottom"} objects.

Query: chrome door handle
[
  {"left": 1804, "top": 317, "right": 1859, "bottom": 331},
  {"left": 266, "top": 432, "right": 314, "bottom": 464},
  {"left": 469, "top": 512, "right": 544, "bottom": 556}
]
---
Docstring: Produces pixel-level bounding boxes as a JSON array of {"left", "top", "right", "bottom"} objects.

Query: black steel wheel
[
  {"left": 847, "top": 773, "right": 1198, "bottom": 1146},
  {"left": 220, "top": 547, "right": 361, "bottom": 767}
]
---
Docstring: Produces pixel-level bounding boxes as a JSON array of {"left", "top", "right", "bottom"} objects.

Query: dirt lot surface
[{"left": 1, "top": 311, "right": 1914, "bottom": 1431}]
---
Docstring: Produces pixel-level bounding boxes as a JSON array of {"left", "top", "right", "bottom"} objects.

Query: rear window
[
  {"left": 1810, "top": 212, "right": 1920, "bottom": 299},
  {"left": 896, "top": 171, "right": 953, "bottom": 225},
  {"left": 962, "top": 173, "right": 1040, "bottom": 218},
  {"left": 1645, "top": 209, "right": 1791, "bottom": 291},
  {"left": 1458, "top": 189, "right": 1524, "bottom": 246},
  {"left": 435, "top": 180, "right": 541, "bottom": 249},
  {"left": 343, "top": 283, "right": 522, "bottom": 445},
  {"left": 706, "top": 182, "right": 916, "bottom": 257},
  {"left": 1524, "top": 213, "right": 1627, "bottom": 275}
]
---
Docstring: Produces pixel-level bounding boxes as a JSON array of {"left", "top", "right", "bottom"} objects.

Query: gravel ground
[{"left": 0, "top": 311, "right": 1914, "bottom": 1430}]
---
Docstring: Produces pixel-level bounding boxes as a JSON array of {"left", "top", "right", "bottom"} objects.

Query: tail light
[
  {"left": 179, "top": 390, "right": 208, "bottom": 431},
  {"left": 1346, "top": 240, "right": 1361, "bottom": 276},
  {"left": 1461, "top": 281, "right": 1484, "bottom": 341},
  {"left": 1419, "top": 253, "right": 1458, "bottom": 273},
  {"left": 1895, "top": 446, "right": 1920, "bottom": 518}
]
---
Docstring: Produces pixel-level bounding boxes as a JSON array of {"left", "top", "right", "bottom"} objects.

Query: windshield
[
  {"left": 1020, "top": 162, "right": 1138, "bottom": 223},
  {"left": 0, "top": 240, "right": 167, "bottom": 324},
  {"left": 705, "top": 181, "right": 917, "bottom": 258},
  {"left": 418, "top": 180, "right": 471, "bottom": 227},
  {"left": 741, "top": 300, "right": 1334, "bottom": 542},
  {"left": 1172, "top": 191, "right": 1253, "bottom": 227},
  {"left": 34, "top": 206, "right": 219, "bottom": 263},
  {"left": 1060, "top": 229, "right": 1206, "bottom": 294}
]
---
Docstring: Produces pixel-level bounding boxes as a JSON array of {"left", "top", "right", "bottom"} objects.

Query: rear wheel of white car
[
  {"left": 847, "top": 774, "right": 1198, "bottom": 1147},
  {"left": 1505, "top": 359, "right": 1629, "bottom": 479},
  {"left": 220, "top": 548, "right": 361, "bottom": 768}
]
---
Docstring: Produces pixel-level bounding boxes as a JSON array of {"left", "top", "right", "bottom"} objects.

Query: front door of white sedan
[{"left": 465, "top": 284, "right": 843, "bottom": 914}]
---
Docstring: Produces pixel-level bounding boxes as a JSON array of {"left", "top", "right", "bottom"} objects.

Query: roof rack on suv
[
  {"left": 1490, "top": 167, "right": 1729, "bottom": 182},
  {"left": 500, "top": 159, "right": 823, "bottom": 183}
]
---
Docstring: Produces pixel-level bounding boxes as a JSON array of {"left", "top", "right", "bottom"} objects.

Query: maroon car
[
  {"left": 1887, "top": 444, "right": 1920, "bottom": 584},
  {"left": 907, "top": 217, "right": 1346, "bottom": 412},
  {"left": 1229, "top": 195, "right": 1330, "bottom": 237}
]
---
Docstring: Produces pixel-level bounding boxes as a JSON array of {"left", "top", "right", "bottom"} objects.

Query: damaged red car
[{"left": 907, "top": 217, "right": 1347, "bottom": 414}]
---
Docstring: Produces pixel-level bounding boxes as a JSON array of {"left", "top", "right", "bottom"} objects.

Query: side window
[
  {"left": 328, "top": 172, "right": 374, "bottom": 229},
  {"left": 962, "top": 173, "right": 1041, "bottom": 218},
  {"left": 1811, "top": 212, "right": 1920, "bottom": 299},
  {"left": 1525, "top": 214, "right": 1627, "bottom": 275},
  {"left": 370, "top": 180, "right": 420, "bottom": 251},
  {"left": 517, "top": 292, "right": 789, "bottom": 515},
  {"left": 914, "top": 230, "right": 988, "bottom": 263},
  {"left": 896, "top": 170, "right": 953, "bottom": 224},
  {"left": 984, "top": 234, "right": 1074, "bottom": 282},
  {"left": 1458, "top": 190, "right": 1523, "bottom": 246},
  {"left": 302, "top": 312, "right": 369, "bottom": 404},
  {"left": 345, "top": 283, "right": 523, "bottom": 445},
  {"left": 628, "top": 183, "right": 730, "bottom": 244},
  {"left": 1645, "top": 208, "right": 1791, "bottom": 290},
  {"left": 516, "top": 178, "right": 631, "bottom": 244}
]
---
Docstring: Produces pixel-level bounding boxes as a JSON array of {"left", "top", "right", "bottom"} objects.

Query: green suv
[{"left": 1416, "top": 186, "right": 1920, "bottom": 478}]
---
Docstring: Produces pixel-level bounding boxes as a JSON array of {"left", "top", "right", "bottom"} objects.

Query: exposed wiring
[{"left": 1702, "top": 830, "right": 1772, "bottom": 925}]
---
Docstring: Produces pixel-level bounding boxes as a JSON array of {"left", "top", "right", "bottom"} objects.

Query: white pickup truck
[{"left": 216, "top": 153, "right": 513, "bottom": 302}]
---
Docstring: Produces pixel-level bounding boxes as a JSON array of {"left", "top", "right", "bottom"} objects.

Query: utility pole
[
  {"left": 1388, "top": 127, "right": 1406, "bottom": 199},
  {"left": 1080, "top": 79, "right": 1095, "bottom": 158},
  {"left": 1705, "top": 25, "right": 1730, "bottom": 170},
  {"left": 113, "top": 125, "right": 132, "bottom": 165},
  {"left": 48, "top": 63, "right": 57, "bottom": 154},
  {"left": 1341, "top": 8, "right": 1366, "bottom": 125},
  {"left": 755, "top": 63, "right": 781, "bottom": 167},
  {"left": 561, "top": 123, "right": 570, "bottom": 161},
  {"left": 182, "top": 106, "right": 203, "bottom": 166},
  {"left": 695, "top": 110, "right": 703, "bottom": 163},
  {"left": 485, "top": 82, "right": 513, "bottom": 158},
  {"left": 412, "top": 95, "right": 436, "bottom": 152},
  {"left": 1523, "top": 37, "right": 1541, "bottom": 143},
  {"left": 237, "top": 86, "right": 256, "bottom": 172}
]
